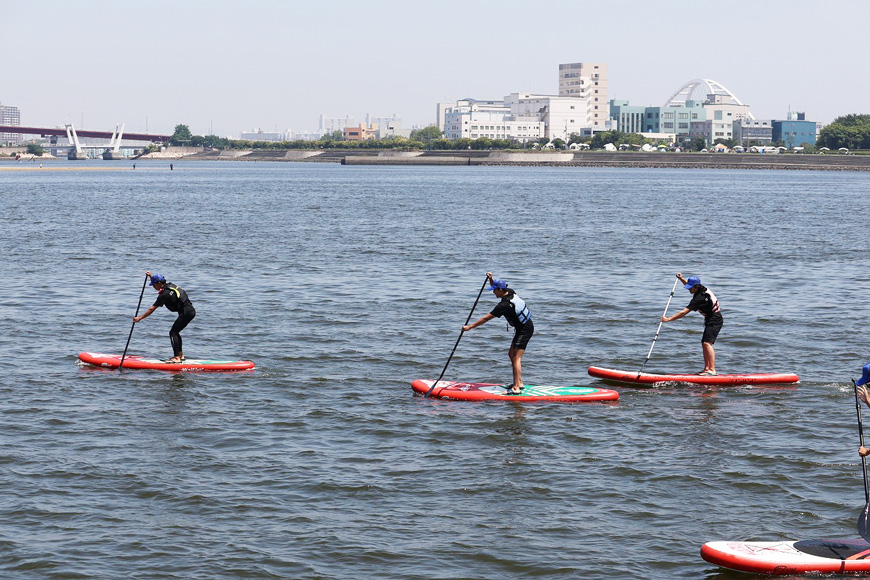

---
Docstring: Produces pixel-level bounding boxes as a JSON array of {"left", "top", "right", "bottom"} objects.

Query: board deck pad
[
  {"left": 588, "top": 366, "right": 799, "bottom": 386},
  {"left": 411, "top": 379, "right": 618, "bottom": 402},
  {"left": 701, "top": 538, "right": 870, "bottom": 575},
  {"left": 78, "top": 352, "right": 255, "bottom": 372}
]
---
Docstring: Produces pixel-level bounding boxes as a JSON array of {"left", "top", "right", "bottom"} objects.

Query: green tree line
[{"left": 817, "top": 114, "right": 870, "bottom": 150}]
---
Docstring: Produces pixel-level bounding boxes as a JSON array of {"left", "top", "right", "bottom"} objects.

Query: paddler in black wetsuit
[
  {"left": 462, "top": 272, "right": 534, "bottom": 394},
  {"left": 660, "top": 272, "right": 723, "bottom": 376},
  {"left": 133, "top": 271, "right": 196, "bottom": 363},
  {"left": 855, "top": 363, "right": 870, "bottom": 457}
]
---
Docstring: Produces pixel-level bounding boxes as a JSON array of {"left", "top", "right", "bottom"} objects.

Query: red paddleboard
[
  {"left": 588, "top": 366, "right": 799, "bottom": 386},
  {"left": 701, "top": 538, "right": 870, "bottom": 575},
  {"left": 78, "top": 352, "right": 254, "bottom": 372},
  {"left": 411, "top": 379, "right": 618, "bottom": 402}
]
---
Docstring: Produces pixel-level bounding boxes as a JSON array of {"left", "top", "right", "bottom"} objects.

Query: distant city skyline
[{"left": 3, "top": 0, "right": 868, "bottom": 137}]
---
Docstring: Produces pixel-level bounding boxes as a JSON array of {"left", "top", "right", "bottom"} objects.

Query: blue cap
[
  {"left": 858, "top": 362, "right": 870, "bottom": 387},
  {"left": 149, "top": 273, "right": 166, "bottom": 286},
  {"left": 684, "top": 276, "right": 701, "bottom": 290},
  {"left": 488, "top": 279, "right": 508, "bottom": 291}
]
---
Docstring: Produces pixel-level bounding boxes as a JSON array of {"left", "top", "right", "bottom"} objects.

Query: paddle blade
[{"left": 858, "top": 503, "right": 870, "bottom": 542}]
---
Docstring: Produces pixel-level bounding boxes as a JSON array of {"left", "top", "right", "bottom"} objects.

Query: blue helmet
[{"left": 149, "top": 273, "right": 166, "bottom": 286}]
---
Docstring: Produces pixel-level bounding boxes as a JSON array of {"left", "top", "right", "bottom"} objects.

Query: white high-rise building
[
  {"left": 558, "top": 62, "right": 608, "bottom": 128},
  {"left": 0, "top": 102, "right": 22, "bottom": 144}
]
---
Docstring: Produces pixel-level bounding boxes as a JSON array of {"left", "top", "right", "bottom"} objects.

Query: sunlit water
[{"left": 1, "top": 160, "right": 869, "bottom": 578}]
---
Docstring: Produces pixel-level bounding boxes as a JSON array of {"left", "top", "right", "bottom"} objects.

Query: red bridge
[{"left": 0, "top": 125, "right": 171, "bottom": 142}]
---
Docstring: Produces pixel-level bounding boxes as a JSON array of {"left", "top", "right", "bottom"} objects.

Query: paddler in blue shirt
[
  {"left": 462, "top": 272, "right": 534, "bottom": 394},
  {"left": 133, "top": 271, "right": 196, "bottom": 363},
  {"left": 660, "top": 272, "right": 723, "bottom": 376}
]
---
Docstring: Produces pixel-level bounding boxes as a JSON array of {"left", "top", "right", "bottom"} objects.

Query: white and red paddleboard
[
  {"left": 588, "top": 366, "right": 799, "bottom": 386},
  {"left": 412, "top": 379, "right": 619, "bottom": 402},
  {"left": 78, "top": 352, "right": 255, "bottom": 372},
  {"left": 701, "top": 538, "right": 870, "bottom": 575}
]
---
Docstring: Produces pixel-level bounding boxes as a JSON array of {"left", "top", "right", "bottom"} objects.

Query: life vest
[
  {"left": 703, "top": 289, "right": 720, "bottom": 317},
  {"left": 510, "top": 293, "right": 532, "bottom": 325},
  {"left": 162, "top": 282, "right": 190, "bottom": 312}
]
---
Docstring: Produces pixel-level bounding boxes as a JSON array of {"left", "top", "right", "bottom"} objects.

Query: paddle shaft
[
  {"left": 855, "top": 380, "right": 870, "bottom": 504},
  {"left": 637, "top": 277, "right": 680, "bottom": 377},
  {"left": 119, "top": 273, "right": 149, "bottom": 370},
  {"left": 424, "top": 276, "right": 490, "bottom": 398}
]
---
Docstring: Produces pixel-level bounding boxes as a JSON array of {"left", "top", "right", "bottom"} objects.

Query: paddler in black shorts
[
  {"left": 855, "top": 363, "right": 870, "bottom": 457},
  {"left": 133, "top": 271, "right": 196, "bottom": 363},
  {"left": 660, "top": 272, "right": 723, "bottom": 376},
  {"left": 462, "top": 272, "right": 534, "bottom": 394}
]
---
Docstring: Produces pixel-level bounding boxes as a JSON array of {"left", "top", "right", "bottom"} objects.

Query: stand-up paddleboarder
[
  {"left": 462, "top": 272, "right": 534, "bottom": 394},
  {"left": 660, "top": 272, "right": 723, "bottom": 376},
  {"left": 133, "top": 271, "right": 196, "bottom": 363}
]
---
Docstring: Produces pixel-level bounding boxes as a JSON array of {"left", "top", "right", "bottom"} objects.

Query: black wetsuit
[
  {"left": 686, "top": 285, "right": 722, "bottom": 344},
  {"left": 490, "top": 289, "right": 535, "bottom": 350},
  {"left": 153, "top": 282, "right": 196, "bottom": 357}
]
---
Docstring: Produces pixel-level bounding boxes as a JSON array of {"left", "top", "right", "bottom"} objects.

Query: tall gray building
[{"left": 0, "top": 102, "right": 22, "bottom": 144}]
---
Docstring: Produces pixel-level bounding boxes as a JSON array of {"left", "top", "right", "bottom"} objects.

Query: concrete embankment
[
  {"left": 140, "top": 147, "right": 870, "bottom": 171},
  {"left": 136, "top": 146, "right": 203, "bottom": 160},
  {"left": 340, "top": 151, "right": 870, "bottom": 170}
]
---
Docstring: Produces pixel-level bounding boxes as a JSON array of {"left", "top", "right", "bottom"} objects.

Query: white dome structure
[{"left": 664, "top": 79, "right": 755, "bottom": 119}]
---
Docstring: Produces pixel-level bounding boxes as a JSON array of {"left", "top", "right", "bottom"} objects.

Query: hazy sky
[{"left": 3, "top": 0, "right": 867, "bottom": 138}]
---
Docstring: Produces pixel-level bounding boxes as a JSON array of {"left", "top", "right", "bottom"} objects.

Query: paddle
[
  {"left": 637, "top": 277, "right": 680, "bottom": 378},
  {"left": 119, "top": 273, "right": 149, "bottom": 370},
  {"left": 424, "top": 275, "right": 489, "bottom": 398},
  {"left": 854, "top": 379, "right": 870, "bottom": 541}
]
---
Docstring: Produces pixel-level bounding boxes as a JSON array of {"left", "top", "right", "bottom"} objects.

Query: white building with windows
[
  {"left": 702, "top": 94, "right": 752, "bottom": 143},
  {"left": 733, "top": 118, "right": 773, "bottom": 145},
  {"left": 0, "top": 102, "right": 21, "bottom": 144},
  {"left": 558, "top": 62, "right": 608, "bottom": 128},
  {"left": 506, "top": 93, "right": 593, "bottom": 141},
  {"left": 240, "top": 129, "right": 289, "bottom": 142},
  {"left": 442, "top": 94, "right": 600, "bottom": 143},
  {"left": 437, "top": 99, "right": 504, "bottom": 133},
  {"left": 442, "top": 99, "right": 544, "bottom": 144}
]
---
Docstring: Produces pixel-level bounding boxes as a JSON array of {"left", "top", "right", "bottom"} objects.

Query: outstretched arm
[
  {"left": 463, "top": 313, "right": 495, "bottom": 332},
  {"left": 675, "top": 272, "right": 688, "bottom": 285},
  {"left": 134, "top": 304, "right": 158, "bottom": 323},
  {"left": 661, "top": 307, "right": 690, "bottom": 323}
]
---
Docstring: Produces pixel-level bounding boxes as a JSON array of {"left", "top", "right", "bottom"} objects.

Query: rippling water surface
[{"left": 1, "top": 160, "right": 869, "bottom": 578}]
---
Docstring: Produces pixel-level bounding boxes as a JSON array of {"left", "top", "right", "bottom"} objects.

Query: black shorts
[
  {"left": 511, "top": 320, "right": 534, "bottom": 351},
  {"left": 702, "top": 322, "right": 722, "bottom": 345}
]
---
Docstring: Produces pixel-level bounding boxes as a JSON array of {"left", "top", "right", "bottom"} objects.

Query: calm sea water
[{"left": 1, "top": 160, "right": 869, "bottom": 579}]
